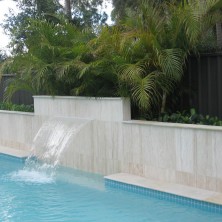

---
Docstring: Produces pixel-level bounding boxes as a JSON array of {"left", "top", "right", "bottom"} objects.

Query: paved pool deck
[{"left": 105, "top": 173, "right": 222, "bottom": 206}]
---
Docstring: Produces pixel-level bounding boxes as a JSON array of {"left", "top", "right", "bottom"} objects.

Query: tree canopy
[
  {"left": 71, "top": 0, "right": 108, "bottom": 27},
  {"left": 1, "top": 0, "right": 222, "bottom": 118},
  {"left": 3, "top": 0, "right": 107, "bottom": 54},
  {"left": 111, "top": 0, "right": 181, "bottom": 21}
]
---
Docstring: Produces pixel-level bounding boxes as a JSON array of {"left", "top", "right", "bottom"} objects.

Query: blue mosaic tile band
[
  {"left": 105, "top": 178, "right": 222, "bottom": 214},
  {"left": 0, "top": 153, "right": 26, "bottom": 163}
]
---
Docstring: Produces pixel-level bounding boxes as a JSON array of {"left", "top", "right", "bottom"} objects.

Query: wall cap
[
  {"left": 33, "top": 95, "right": 128, "bottom": 101},
  {"left": 0, "top": 110, "right": 34, "bottom": 116},
  {"left": 123, "top": 120, "right": 222, "bottom": 131}
]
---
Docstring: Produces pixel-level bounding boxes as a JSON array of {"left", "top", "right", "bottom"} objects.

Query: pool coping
[
  {"left": 0, "top": 145, "right": 30, "bottom": 158},
  {"left": 104, "top": 173, "right": 222, "bottom": 207}
]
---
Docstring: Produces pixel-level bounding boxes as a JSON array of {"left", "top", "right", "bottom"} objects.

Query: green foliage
[
  {"left": 3, "top": 0, "right": 61, "bottom": 54},
  {"left": 0, "top": 50, "right": 7, "bottom": 62},
  {"left": 114, "top": 0, "right": 222, "bottom": 113},
  {"left": 2, "top": 0, "right": 222, "bottom": 118},
  {"left": 111, "top": 0, "right": 139, "bottom": 21},
  {"left": 2, "top": 0, "right": 107, "bottom": 54},
  {"left": 0, "top": 102, "right": 34, "bottom": 112},
  {"left": 155, "top": 109, "right": 222, "bottom": 126},
  {"left": 95, "top": 0, "right": 202, "bottom": 111},
  {"left": 111, "top": 0, "right": 183, "bottom": 21},
  {"left": 4, "top": 17, "right": 92, "bottom": 97},
  {"left": 4, "top": 17, "right": 118, "bottom": 100},
  {"left": 0, "top": 58, "right": 15, "bottom": 74},
  {"left": 71, "top": 0, "right": 108, "bottom": 27},
  {"left": 196, "top": 30, "right": 218, "bottom": 52}
]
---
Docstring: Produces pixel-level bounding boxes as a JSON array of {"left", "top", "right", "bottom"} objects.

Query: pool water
[{"left": 0, "top": 154, "right": 222, "bottom": 222}]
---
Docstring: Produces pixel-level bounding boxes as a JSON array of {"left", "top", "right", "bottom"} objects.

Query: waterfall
[
  {"left": 32, "top": 117, "right": 90, "bottom": 167},
  {"left": 11, "top": 117, "right": 91, "bottom": 184}
]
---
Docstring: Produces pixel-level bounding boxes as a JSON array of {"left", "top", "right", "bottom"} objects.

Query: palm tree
[
  {"left": 4, "top": 0, "right": 222, "bottom": 116},
  {"left": 3, "top": 16, "right": 118, "bottom": 100},
  {"left": 3, "top": 17, "right": 95, "bottom": 100},
  {"left": 92, "top": 0, "right": 222, "bottom": 114}
]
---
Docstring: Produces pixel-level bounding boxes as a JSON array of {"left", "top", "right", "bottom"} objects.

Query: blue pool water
[{"left": 1, "top": 154, "right": 222, "bottom": 222}]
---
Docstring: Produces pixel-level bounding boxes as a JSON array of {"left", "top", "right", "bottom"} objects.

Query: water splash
[
  {"left": 11, "top": 117, "right": 90, "bottom": 184},
  {"left": 10, "top": 169, "right": 54, "bottom": 184}
]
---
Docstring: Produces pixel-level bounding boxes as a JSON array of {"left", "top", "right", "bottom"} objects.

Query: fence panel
[{"left": 183, "top": 53, "right": 222, "bottom": 118}]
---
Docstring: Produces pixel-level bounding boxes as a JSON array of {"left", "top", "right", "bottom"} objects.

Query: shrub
[
  {"left": 153, "top": 109, "right": 222, "bottom": 126},
  {"left": 0, "top": 102, "right": 34, "bottom": 112}
]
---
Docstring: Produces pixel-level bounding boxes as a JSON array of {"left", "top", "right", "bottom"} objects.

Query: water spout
[{"left": 11, "top": 117, "right": 91, "bottom": 184}]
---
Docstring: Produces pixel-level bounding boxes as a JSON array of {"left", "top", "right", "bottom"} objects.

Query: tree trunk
[
  {"left": 160, "top": 91, "right": 167, "bottom": 114},
  {"left": 64, "top": 0, "right": 72, "bottom": 19}
]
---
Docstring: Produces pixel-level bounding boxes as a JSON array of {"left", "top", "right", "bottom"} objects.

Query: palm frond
[
  {"left": 4, "top": 78, "right": 35, "bottom": 102},
  {"left": 118, "top": 62, "right": 147, "bottom": 82},
  {"left": 158, "top": 48, "right": 185, "bottom": 81},
  {"left": 131, "top": 72, "right": 160, "bottom": 110}
]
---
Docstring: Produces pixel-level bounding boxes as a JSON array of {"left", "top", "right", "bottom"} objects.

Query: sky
[
  {"left": 0, "top": 0, "right": 113, "bottom": 53},
  {"left": 0, "top": 0, "right": 18, "bottom": 51}
]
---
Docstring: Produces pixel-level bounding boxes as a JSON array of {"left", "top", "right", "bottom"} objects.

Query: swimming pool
[{"left": 0, "top": 154, "right": 222, "bottom": 222}]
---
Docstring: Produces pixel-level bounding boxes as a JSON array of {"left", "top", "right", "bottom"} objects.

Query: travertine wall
[
  {"left": 60, "top": 120, "right": 222, "bottom": 192},
  {"left": 0, "top": 111, "right": 34, "bottom": 151},
  {"left": 0, "top": 111, "right": 48, "bottom": 151},
  {"left": 34, "top": 96, "right": 131, "bottom": 121},
  {"left": 1, "top": 96, "right": 222, "bottom": 192}
]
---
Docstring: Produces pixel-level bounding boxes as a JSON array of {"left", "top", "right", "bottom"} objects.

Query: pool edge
[
  {"left": 0, "top": 145, "right": 29, "bottom": 158},
  {"left": 104, "top": 173, "right": 222, "bottom": 211}
]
